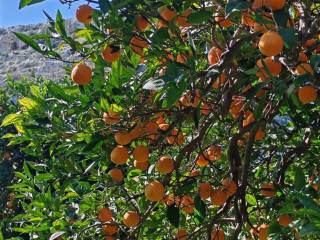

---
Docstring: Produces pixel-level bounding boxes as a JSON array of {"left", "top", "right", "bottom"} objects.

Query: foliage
[{"left": 1, "top": 0, "right": 320, "bottom": 239}]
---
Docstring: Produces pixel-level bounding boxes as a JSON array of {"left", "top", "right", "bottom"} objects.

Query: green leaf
[
  {"left": 19, "top": 0, "right": 45, "bottom": 9},
  {"left": 13, "top": 32, "right": 43, "bottom": 53},
  {"left": 98, "top": 0, "right": 111, "bottom": 13},
  {"left": 294, "top": 167, "right": 306, "bottom": 190},
  {"left": 1, "top": 113, "right": 23, "bottom": 127},
  {"left": 225, "top": 0, "right": 250, "bottom": 16},
  {"left": 187, "top": 10, "right": 212, "bottom": 24},
  {"left": 245, "top": 194, "right": 257, "bottom": 206},
  {"left": 167, "top": 205, "right": 180, "bottom": 227},
  {"left": 18, "top": 98, "right": 39, "bottom": 110},
  {"left": 300, "top": 223, "right": 320, "bottom": 237},
  {"left": 273, "top": 8, "right": 290, "bottom": 27},
  {"left": 34, "top": 173, "right": 55, "bottom": 182},
  {"left": 279, "top": 28, "right": 298, "bottom": 49},
  {"left": 194, "top": 194, "right": 206, "bottom": 222},
  {"left": 55, "top": 10, "right": 67, "bottom": 38}
]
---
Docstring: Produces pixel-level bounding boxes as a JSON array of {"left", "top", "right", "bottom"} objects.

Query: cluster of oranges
[{"left": 65, "top": 0, "right": 320, "bottom": 239}]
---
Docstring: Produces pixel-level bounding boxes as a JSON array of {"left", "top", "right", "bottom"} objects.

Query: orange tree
[{"left": 1, "top": 0, "right": 320, "bottom": 239}]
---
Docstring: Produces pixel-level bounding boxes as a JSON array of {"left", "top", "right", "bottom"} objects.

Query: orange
[
  {"left": 132, "top": 145, "right": 149, "bottom": 162},
  {"left": 144, "top": 121, "right": 158, "bottom": 134},
  {"left": 196, "top": 154, "right": 209, "bottom": 167},
  {"left": 242, "top": 11, "right": 256, "bottom": 27},
  {"left": 71, "top": 63, "right": 92, "bottom": 85},
  {"left": 208, "top": 47, "right": 222, "bottom": 65},
  {"left": 211, "top": 229, "right": 225, "bottom": 240},
  {"left": 190, "top": 169, "right": 201, "bottom": 176},
  {"left": 199, "top": 183, "right": 213, "bottom": 200},
  {"left": 181, "top": 195, "right": 194, "bottom": 211},
  {"left": 145, "top": 180, "right": 165, "bottom": 202},
  {"left": 258, "top": 224, "right": 269, "bottom": 240},
  {"left": 98, "top": 207, "right": 113, "bottom": 222},
  {"left": 158, "top": 6, "right": 177, "bottom": 21},
  {"left": 163, "top": 194, "right": 175, "bottom": 206},
  {"left": 259, "top": 31, "right": 284, "bottom": 57},
  {"left": 256, "top": 57, "right": 282, "bottom": 79},
  {"left": 206, "top": 145, "right": 222, "bottom": 161},
  {"left": 295, "top": 63, "right": 314, "bottom": 75},
  {"left": 221, "top": 179, "right": 237, "bottom": 197},
  {"left": 263, "top": 0, "right": 286, "bottom": 11},
  {"left": 176, "top": 54, "right": 187, "bottom": 64},
  {"left": 156, "top": 156, "right": 174, "bottom": 174},
  {"left": 123, "top": 211, "right": 140, "bottom": 227},
  {"left": 176, "top": 132, "right": 185, "bottom": 145},
  {"left": 102, "top": 224, "right": 118, "bottom": 235},
  {"left": 212, "top": 72, "right": 227, "bottom": 89},
  {"left": 304, "top": 38, "right": 316, "bottom": 48},
  {"left": 298, "top": 52, "right": 308, "bottom": 62},
  {"left": 110, "top": 146, "right": 129, "bottom": 165},
  {"left": 130, "top": 36, "right": 149, "bottom": 56},
  {"left": 252, "top": 0, "right": 263, "bottom": 10},
  {"left": 243, "top": 111, "right": 255, "bottom": 127},
  {"left": 230, "top": 97, "right": 245, "bottom": 119},
  {"left": 176, "top": 228, "right": 188, "bottom": 240},
  {"left": 278, "top": 214, "right": 292, "bottom": 227},
  {"left": 176, "top": 8, "right": 192, "bottom": 27},
  {"left": 135, "top": 15, "right": 149, "bottom": 31},
  {"left": 261, "top": 183, "right": 276, "bottom": 197},
  {"left": 103, "top": 110, "right": 120, "bottom": 125},
  {"left": 298, "top": 85, "right": 317, "bottom": 104},
  {"left": 130, "top": 123, "right": 145, "bottom": 139},
  {"left": 76, "top": 5, "right": 94, "bottom": 24},
  {"left": 114, "top": 131, "right": 132, "bottom": 145},
  {"left": 108, "top": 168, "right": 123, "bottom": 182},
  {"left": 134, "top": 160, "right": 149, "bottom": 171},
  {"left": 200, "top": 102, "right": 211, "bottom": 115},
  {"left": 215, "top": 14, "right": 233, "bottom": 28},
  {"left": 210, "top": 189, "right": 228, "bottom": 206},
  {"left": 255, "top": 128, "right": 265, "bottom": 141},
  {"left": 105, "top": 236, "right": 114, "bottom": 240},
  {"left": 102, "top": 46, "right": 120, "bottom": 63},
  {"left": 159, "top": 123, "right": 170, "bottom": 131}
]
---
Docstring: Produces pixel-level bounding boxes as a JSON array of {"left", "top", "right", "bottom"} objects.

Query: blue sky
[{"left": 0, "top": 0, "right": 84, "bottom": 27}]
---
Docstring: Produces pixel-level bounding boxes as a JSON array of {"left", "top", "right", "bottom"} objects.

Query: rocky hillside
[{"left": 0, "top": 20, "right": 80, "bottom": 85}]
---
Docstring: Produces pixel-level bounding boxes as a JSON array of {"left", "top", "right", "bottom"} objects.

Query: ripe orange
[
  {"left": 205, "top": 145, "right": 222, "bottom": 161},
  {"left": 166, "top": 129, "right": 184, "bottom": 145},
  {"left": 278, "top": 214, "right": 293, "bottom": 227},
  {"left": 181, "top": 195, "right": 194, "bottom": 214},
  {"left": 158, "top": 6, "right": 177, "bottom": 21},
  {"left": 163, "top": 194, "right": 175, "bottom": 206},
  {"left": 108, "top": 168, "right": 124, "bottom": 182},
  {"left": 221, "top": 179, "right": 237, "bottom": 197},
  {"left": 200, "top": 102, "right": 211, "bottom": 115},
  {"left": 215, "top": 14, "right": 233, "bottom": 28},
  {"left": 102, "top": 224, "right": 118, "bottom": 235},
  {"left": 196, "top": 154, "right": 209, "bottom": 167},
  {"left": 243, "top": 111, "right": 255, "bottom": 127},
  {"left": 208, "top": 47, "right": 222, "bottom": 65},
  {"left": 295, "top": 63, "right": 314, "bottom": 75},
  {"left": 298, "top": 85, "right": 317, "bottom": 104},
  {"left": 261, "top": 183, "right": 276, "bottom": 197},
  {"left": 190, "top": 169, "right": 201, "bottom": 176},
  {"left": 144, "top": 121, "right": 158, "bottom": 134},
  {"left": 211, "top": 189, "right": 228, "bottom": 206},
  {"left": 263, "top": 0, "right": 286, "bottom": 11},
  {"left": 230, "top": 97, "right": 245, "bottom": 119},
  {"left": 298, "top": 52, "right": 308, "bottom": 62},
  {"left": 101, "top": 46, "right": 120, "bottom": 63},
  {"left": 103, "top": 110, "right": 120, "bottom": 125},
  {"left": 211, "top": 229, "right": 225, "bottom": 240},
  {"left": 176, "top": 8, "right": 192, "bottom": 27},
  {"left": 130, "top": 123, "right": 145, "bottom": 139},
  {"left": 134, "top": 160, "right": 149, "bottom": 171},
  {"left": 123, "top": 211, "right": 140, "bottom": 227},
  {"left": 199, "top": 183, "right": 213, "bottom": 200},
  {"left": 98, "top": 207, "right": 113, "bottom": 222},
  {"left": 156, "top": 156, "right": 175, "bottom": 174},
  {"left": 159, "top": 123, "right": 170, "bottom": 131},
  {"left": 71, "top": 63, "right": 92, "bottom": 85},
  {"left": 132, "top": 145, "right": 149, "bottom": 162},
  {"left": 256, "top": 57, "right": 282, "bottom": 79},
  {"left": 258, "top": 224, "right": 269, "bottom": 240},
  {"left": 130, "top": 36, "right": 149, "bottom": 56},
  {"left": 176, "top": 228, "right": 188, "bottom": 240},
  {"left": 145, "top": 180, "right": 165, "bottom": 202},
  {"left": 110, "top": 146, "right": 129, "bottom": 165},
  {"left": 255, "top": 128, "right": 265, "bottom": 141},
  {"left": 242, "top": 11, "right": 256, "bottom": 27},
  {"left": 259, "top": 31, "right": 284, "bottom": 57},
  {"left": 76, "top": 5, "right": 94, "bottom": 24},
  {"left": 135, "top": 15, "right": 149, "bottom": 31},
  {"left": 212, "top": 72, "right": 227, "bottom": 89},
  {"left": 114, "top": 132, "right": 132, "bottom": 145},
  {"left": 252, "top": 0, "right": 263, "bottom": 10}
]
